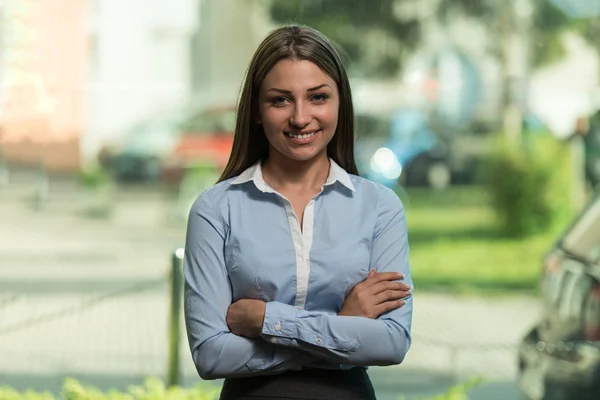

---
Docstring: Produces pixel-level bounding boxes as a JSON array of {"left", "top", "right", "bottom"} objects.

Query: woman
[{"left": 183, "top": 25, "right": 413, "bottom": 400}]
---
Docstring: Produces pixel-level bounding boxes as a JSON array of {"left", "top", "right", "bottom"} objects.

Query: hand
[
  {"left": 226, "top": 299, "right": 266, "bottom": 338},
  {"left": 339, "top": 270, "right": 410, "bottom": 319}
]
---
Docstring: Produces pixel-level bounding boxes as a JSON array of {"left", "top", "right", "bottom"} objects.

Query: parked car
[
  {"left": 356, "top": 110, "right": 550, "bottom": 190},
  {"left": 98, "top": 103, "right": 235, "bottom": 185},
  {"left": 517, "top": 197, "right": 600, "bottom": 399},
  {"left": 355, "top": 110, "right": 491, "bottom": 190}
]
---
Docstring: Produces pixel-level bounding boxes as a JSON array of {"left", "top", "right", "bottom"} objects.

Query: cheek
[
  {"left": 317, "top": 105, "right": 339, "bottom": 132},
  {"left": 262, "top": 106, "right": 290, "bottom": 123},
  {"left": 260, "top": 108, "right": 288, "bottom": 137}
]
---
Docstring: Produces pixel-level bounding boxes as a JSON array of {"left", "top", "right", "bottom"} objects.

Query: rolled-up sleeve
[
  {"left": 184, "top": 193, "right": 298, "bottom": 380},
  {"left": 260, "top": 187, "right": 413, "bottom": 366}
]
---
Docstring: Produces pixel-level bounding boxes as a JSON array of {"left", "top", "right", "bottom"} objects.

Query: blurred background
[{"left": 1, "top": 0, "right": 600, "bottom": 399}]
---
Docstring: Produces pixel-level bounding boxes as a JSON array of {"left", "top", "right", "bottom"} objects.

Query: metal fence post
[
  {"left": 167, "top": 247, "right": 185, "bottom": 387},
  {"left": 0, "top": 148, "right": 9, "bottom": 189}
]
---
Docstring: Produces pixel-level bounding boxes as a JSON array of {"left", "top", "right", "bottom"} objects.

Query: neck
[{"left": 262, "top": 151, "right": 330, "bottom": 190}]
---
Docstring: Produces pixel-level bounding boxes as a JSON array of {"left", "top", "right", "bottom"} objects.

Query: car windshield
[
  {"left": 180, "top": 108, "right": 236, "bottom": 134},
  {"left": 123, "top": 119, "right": 178, "bottom": 154},
  {"left": 562, "top": 198, "right": 600, "bottom": 263}
]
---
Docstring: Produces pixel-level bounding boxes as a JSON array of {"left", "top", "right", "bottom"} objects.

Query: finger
[
  {"left": 373, "top": 299, "right": 405, "bottom": 317},
  {"left": 373, "top": 290, "right": 410, "bottom": 305},
  {"left": 369, "top": 281, "right": 411, "bottom": 295},
  {"left": 354, "top": 269, "right": 388, "bottom": 291},
  {"left": 364, "top": 272, "right": 405, "bottom": 288}
]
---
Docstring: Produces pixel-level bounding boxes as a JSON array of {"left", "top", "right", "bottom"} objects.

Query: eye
[
  {"left": 271, "top": 96, "right": 289, "bottom": 106},
  {"left": 310, "top": 93, "right": 329, "bottom": 103}
]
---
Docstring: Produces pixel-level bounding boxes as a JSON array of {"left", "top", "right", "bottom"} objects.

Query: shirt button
[
  {"left": 315, "top": 337, "right": 323, "bottom": 344},
  {"left": 271, "top": 337, "right": 277, "bottom": 344},
  {"left": 274, "top": 322, "right": 281, "bottom": 331}
]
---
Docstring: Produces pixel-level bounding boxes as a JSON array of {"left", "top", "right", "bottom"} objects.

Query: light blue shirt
[{"left": 183, "top": 159, "right": 413, "bottom": 380}]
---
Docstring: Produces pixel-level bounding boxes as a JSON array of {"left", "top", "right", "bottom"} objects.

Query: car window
[
  {"left": 562, "top": 198, "right": 600, "bottom": 263},
  {"left": 182, "top": 109, "right": 236, "bottom": 134},
  {"left": 356, "top": 115, "right": 391, "bottom": 138}
]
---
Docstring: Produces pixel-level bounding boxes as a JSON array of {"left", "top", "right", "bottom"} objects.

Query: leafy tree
[
  {"left": 436, "top": 0, "right": 570, "bottom": 68},
  {"left": 270, "top": 0, "right": 570, "bottom": 76},
  {"left": 573, "top": 16, "right": 600, "bottom": 71},
  {"left": 436, "top": 0, "right": 571, "bottom": 136},
  {"left": 269, "top": 0, "right": 573, "bottom": 136},
  {"left": 270, "top": 0, "right": 421, "bottom": 77}
]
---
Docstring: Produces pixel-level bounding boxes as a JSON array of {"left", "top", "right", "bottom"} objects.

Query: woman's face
[{"left": 257, "top": 59, "right": 339, "bottom": 163}]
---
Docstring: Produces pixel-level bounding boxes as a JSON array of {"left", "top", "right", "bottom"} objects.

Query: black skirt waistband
[{"left": 219, "top": 368, "right": 377, "bottom": 400}]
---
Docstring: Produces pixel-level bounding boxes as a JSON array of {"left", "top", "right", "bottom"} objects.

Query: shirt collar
[{"left": 230, "top": 159, "right": 355, "bottom": 193}]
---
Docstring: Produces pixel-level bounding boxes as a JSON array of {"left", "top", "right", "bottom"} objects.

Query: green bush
[
  {"left": 485, "top": 133, "right": 573, "bottom": 237},
  {"left": 0, "top": 376, "right": 483, "bottom": 400},
  {"left": 398, "top": 377, "right": 483, "bottom": 400},
  {"left": 172, "top": 162, "right": 221, "bottom": 222},
  {"left": 78, "top": 164, "right": 112, "bottom": 189},
  {"left": 0, "top": 378, "right": 219, "bottom": 400}
]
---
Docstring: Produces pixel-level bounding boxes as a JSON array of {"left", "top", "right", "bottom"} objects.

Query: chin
[{"left": 284, "top": 149, "right": 326, "bottom": 162}]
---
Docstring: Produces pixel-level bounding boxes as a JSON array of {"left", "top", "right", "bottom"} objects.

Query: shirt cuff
[
  {"left": 261, "top": 301, "right": 360, "bottom": 352},
  {"left": 261, "top": 301, "right": 298, "bottom": 343}
]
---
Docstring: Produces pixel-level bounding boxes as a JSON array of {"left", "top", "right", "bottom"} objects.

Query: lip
[{"left": 285, "top": 129, "right": 321, "bottom": 145}]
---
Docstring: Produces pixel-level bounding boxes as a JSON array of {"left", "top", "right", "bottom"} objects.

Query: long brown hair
[{"left": 217, "top": 24, "right": 359, "bottom": 182}]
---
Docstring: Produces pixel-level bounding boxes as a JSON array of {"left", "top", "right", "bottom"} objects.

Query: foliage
[
  {"left": 269, "top": 0, "right": 421, "bottom": 77},
  {"left": 399, "top": 377, "right": 484, "bottom": 400},
  {"left": 269, "top": 0, "right": 573, "bottom": 77},
  {"left": 0, "top": 378, "right": 219, "bottom": 400},
  {"left": 0, "top": 377, "right": 484, "bottom": 400},
  {"left": 78, "top": 164, "right": 112, "bottom": 189},
  {"left": 572, "top": 16, "right": 600, "bottom": 59},
  {"left": 404, "top": 186, "right": 552, "bottom": 294},
  {"left": 437, "top": 0, "right": 571, "bottom": 69},
  {"left": 172, "top": 162, "right": 221, "bottom": 222},
  {"left": 530, "top": 0, "right": 570, "bottom": 67},
  {"left": 484, "top": 133, "right": 573, "bottom": 238}
]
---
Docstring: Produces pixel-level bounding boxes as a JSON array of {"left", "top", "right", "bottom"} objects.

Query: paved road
[{"left": 0, "top": 182, "right": 537, "bottom": 399}]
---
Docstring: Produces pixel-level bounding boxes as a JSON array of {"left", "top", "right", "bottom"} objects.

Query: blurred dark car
[
  {"left": 356, "top": 111, "right": 549, "bottom": 190},
  {"left": 355, "top": 110, "right": 491, "bottom": 190},
  {"left": 517, "top": 197, "right": 600, "bottom": 399},
  {"left": 98, "top": 103, "right": 235, "bottom": 184}
]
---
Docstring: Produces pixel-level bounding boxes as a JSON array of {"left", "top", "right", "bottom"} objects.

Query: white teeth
[{"left": 287, "top": 131, "right": 317, "bottom": 139}]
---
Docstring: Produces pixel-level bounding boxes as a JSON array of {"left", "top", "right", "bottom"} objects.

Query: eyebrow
[{"left": 267, "top": 84, "right": 330, "bottom": 94}]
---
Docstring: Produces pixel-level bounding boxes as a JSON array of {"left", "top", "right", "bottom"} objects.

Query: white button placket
[
  {"left": 275, "top": 191, "right": 322, "bottom": 311},
  {"left": 281, "top": 198, "right": 309, "bottom": 310},
  {"left": 299, "top": 198, "right": 316, "bottom": 308}
]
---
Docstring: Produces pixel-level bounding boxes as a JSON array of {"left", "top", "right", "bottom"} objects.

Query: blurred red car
[
  {"left": 160, "top": 127, "right": 234, "bottom": 185},
  {"left": 99, "top": 104, "right": 235, "bottom": 185}
]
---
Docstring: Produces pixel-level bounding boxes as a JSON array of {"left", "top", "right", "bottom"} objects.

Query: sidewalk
[{"left": 0, "top": 187, "right": 540, "bottom": 399}]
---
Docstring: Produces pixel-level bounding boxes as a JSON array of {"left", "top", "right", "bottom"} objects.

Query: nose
[{"left": 290, "top": 102, "right": 311, "bottom": 128}]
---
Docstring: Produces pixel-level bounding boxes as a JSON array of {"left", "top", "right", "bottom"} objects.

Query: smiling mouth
[{"left": 286, "top": 130, "right": 319, "bottom": 139}]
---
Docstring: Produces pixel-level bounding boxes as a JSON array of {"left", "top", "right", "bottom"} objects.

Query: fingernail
[{"left": 397, "top": 273, "right": 403, "bottom": 278}]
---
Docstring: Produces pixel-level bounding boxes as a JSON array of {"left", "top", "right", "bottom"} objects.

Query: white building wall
[
  {"left": 192, "top": 0, "right": 274, "bottom": 109},
  {"left": 82, "top": 0, "right": 273, "bottom": 161},
  {"left": 83, "top": 0, "right": 198, "bottom": 160}
]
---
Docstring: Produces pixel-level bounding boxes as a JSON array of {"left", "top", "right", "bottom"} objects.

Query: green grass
[{"left": 400, "top": 186, "right": 563, "bottom": 294}]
